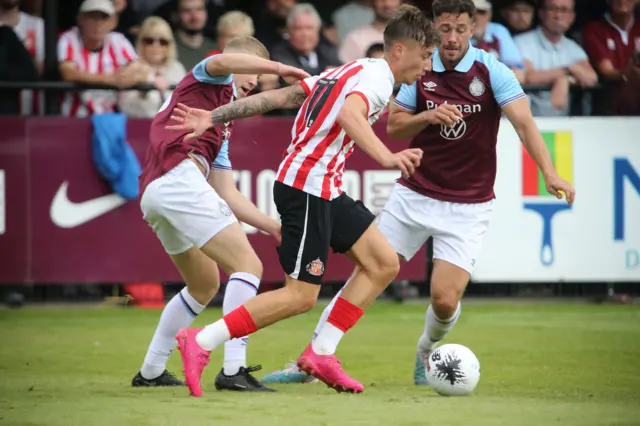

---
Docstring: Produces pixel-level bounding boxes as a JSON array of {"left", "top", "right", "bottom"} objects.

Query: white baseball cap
[
  {"left": 473, "top": 0, "right": 493, "bottom": 11},
  {"left": 79, "top": 0, "right": 116, "bottom": 16}
]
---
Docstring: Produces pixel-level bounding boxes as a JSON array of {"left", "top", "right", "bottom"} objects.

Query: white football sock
[
  {"left": 312, "top": 286, "right": 344, "bottom": 340},
  {"left": 417, "top": 302, "right": 461, "bottom": 353},
  {"left": 196, "top": 319, "right": 231, "bottom": 351},
  {"left": 312, "top": 323, "right": 344, "bottom": 355},
  {"left": 222, "top": 272, "right": 260, "bottom": 375},
  {"left": 140, "top": 287, "right": 206, "bottom": 380}
]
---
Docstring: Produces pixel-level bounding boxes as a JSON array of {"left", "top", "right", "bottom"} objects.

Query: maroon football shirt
[
  {"left": 139, "top": 56, "right": 235, "bottom": 194},
  {"left": 393, "top": 45, "right": 526, "bottom": 203}
]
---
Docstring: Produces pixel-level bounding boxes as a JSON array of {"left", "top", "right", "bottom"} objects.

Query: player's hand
[
  {"left": 545, "top": 173, "right": 575, "bottom": 205},
  {"left": 385, "top": 148, "right": 423, "bottom": 178},
  {"left": 276, "top": 63, "right": 311, "bottom": 83},
  {"left": 424, "top": 104, "right": 462, "bottom": 127},
  {"left": 165, "top": 103, "right": 212, "bottom": 141},
  {"left": 264, "top": 219, "right": 282, "bottom": 244}
]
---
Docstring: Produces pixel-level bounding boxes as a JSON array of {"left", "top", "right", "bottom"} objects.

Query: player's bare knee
[
  {"left": 187, "top": 282, "right": 219, "bottom": 305},
  {"left": 283, "top": 279, "right": 318, "bottom": 314},
  {"left": 431, "top": 293, "right": 459, "bottom": 319},
  {"left": 234, "top": 252, "right": 263, "bottom": 278},
  {"left": 368, "top": 250, "right": 400, "bottom": 287}
]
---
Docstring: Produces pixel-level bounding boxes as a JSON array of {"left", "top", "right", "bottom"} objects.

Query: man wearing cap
[
  {"left": 471, "top": 0, "right": 526, "bottom": 83},
  {"left": 57, "top": 0, "right": 145, "bottom": 117}
]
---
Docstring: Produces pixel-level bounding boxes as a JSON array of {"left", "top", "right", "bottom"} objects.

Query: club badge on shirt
[{"left": 469, "top": 77, "right": 485, "bottom": 97}]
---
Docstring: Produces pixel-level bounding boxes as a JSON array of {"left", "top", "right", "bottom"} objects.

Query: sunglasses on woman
[{"left": 142, "top": 37, "right": 170, "bottom": 46}]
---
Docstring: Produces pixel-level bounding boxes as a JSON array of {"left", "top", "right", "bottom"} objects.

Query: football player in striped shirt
[{"left": 166, "top": 5, "right": 441, "bottom": 396}]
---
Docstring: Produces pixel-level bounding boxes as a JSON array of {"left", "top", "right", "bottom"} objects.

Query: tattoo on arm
[
  {"left": 210, "top": 84, "right": 308, "bottom": 125},
  {"left": 282, "top": 84, "right": 307, "bottom": 109}
]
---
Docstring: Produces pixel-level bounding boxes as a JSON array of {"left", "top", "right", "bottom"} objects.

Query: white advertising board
[{"left": 472, "top": 117, "right": 640, "bottom": 282}]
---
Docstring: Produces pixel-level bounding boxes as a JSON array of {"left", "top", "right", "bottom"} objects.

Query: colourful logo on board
[{"left": 521, "top": 131, "right": 573, "bottom": 266}]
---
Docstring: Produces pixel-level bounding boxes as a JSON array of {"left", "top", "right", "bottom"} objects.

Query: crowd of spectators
[{"left": 0, "top": 0, "right": 639, "bottom": 117}]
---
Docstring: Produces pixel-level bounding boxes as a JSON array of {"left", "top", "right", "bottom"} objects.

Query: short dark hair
[
  {"left": 366, "top": 43, "right": 385, "bottom": 58},
  {"left": 384, "top": 4, "right": 441, "bottom": 49},
  {"left": 431, "top": 0, "right": 476, "bottom": 19}
]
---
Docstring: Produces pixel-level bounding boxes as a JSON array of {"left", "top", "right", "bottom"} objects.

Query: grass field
[{"left": 1, "top": 301, "right": 640, "bottom": 426}]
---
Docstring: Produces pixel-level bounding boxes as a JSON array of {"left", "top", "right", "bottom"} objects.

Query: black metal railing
[{"left": 0, "top": 81, "right": 602, "bottom": 116}]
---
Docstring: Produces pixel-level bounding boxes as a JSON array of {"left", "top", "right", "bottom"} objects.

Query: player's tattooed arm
[{"left": 210, "top": 84, "right": 308, "bottom": 125}]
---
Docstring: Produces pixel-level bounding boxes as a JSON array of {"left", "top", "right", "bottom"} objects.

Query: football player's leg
[
  {"left": 416, "top": 199, "right": 494, "bottom": 381},
  {"left": 261, "top": 272, "right": 353, "bottom": 385},
  {"left": 312, "top": 186, "right": 428, "bottom": 357},
  {"left": 265, "top": 185, "right": 428, "bottom": 385},
  {"left": 195, "top": 222, "right": 274, "bottom": 392},
  {"left": 134, "top": 170, "right": 220, "bottom": 387},
  {"left": 179, "top": 183, "right": 332, "bottom": 394}
]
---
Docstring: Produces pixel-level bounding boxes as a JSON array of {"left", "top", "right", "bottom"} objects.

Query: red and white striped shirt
[
  {"left": 13, "top": 12, "right": 44, "bottom": 115},
  {"left": 57, "top": 27, "right": 137, "bottom": 117},
  {"left": 277, "top": 58, "right": 395, "bottom": 200}
]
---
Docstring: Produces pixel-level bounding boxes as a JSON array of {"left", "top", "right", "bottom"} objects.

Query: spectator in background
[
  {"left": 0, "top": 0, "right": 43, "bottom": 115},
  {"left": 472, "top": 0, "right": 526, "bottom": 83},
  {"left": 583, "top": 0, "right": 640, "bottom": 115},
  {"left": 17, "top": 0, "right": 40, "bottom": 16},
  {"left": 365, "top": 42, "right": 384, "bottom": 58},
  {"left": 339, "top": 0, "right": 400, "bottom": 63},
  {"left": 0, "top": 21, "right": 38, "bottom": 115},
  {"left": 501, "top": 0, "right": 536, "bottom": 35},
  {"left": 255, "top": 0, "right": 297, "bottom": 51},
  {"left": 118, "top": 16, "right": 186, "bottom": 117},
  {"left": 332, "top": 0, "right": 374, "bottom": 43},
  {"left": 216, "top": 10, "right": 254, "bottom": 51},
  {"left": 266, "top": 3, "right": 340, "bottom": 109},
  {"left": 0, "top": 0, "right": 42, "bottom": 73},
  {"left": 515, "top": 0, "right": 597, "bottom": 116},
  {"left": 111, "top": 0, "right": 142, "bottom": 43},
  {"left": 272, "top": 4, "right": 340, "bottom": 76},
  {"left": 172, "top": 0, "right": 216, "bottom": 70},
  {"left": 58, "top": 0, "right": 145, "bottom": 117}
]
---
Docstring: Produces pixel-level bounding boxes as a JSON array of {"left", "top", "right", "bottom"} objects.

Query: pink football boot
[
  {"left": 175, "top": 328, "right": 211, "bottom": 397},
  {"left": 297, "top": 343, "right": 364, "bottom": 393}
]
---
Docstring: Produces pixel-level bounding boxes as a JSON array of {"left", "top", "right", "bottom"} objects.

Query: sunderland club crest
[{"left": 306, "top": 258, "right": 325, "bottom": 276}]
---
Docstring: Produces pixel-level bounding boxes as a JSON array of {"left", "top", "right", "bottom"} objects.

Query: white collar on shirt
[
  {"left": 432, "top": 43, "right": 477, "bottom": 72},
  {"left": 605, "top": 12, "right": 635, "bottom": 45}
]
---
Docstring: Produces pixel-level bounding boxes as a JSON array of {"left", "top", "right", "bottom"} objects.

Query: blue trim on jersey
[
  {"left": 479, "top": 50, "right": 526, "bottom": 107},
  {"left": 431, "top": 44, "right": 525, "bottom": 108},
  {"left": 394, "top": 82, "right": 417, "bottom": 112},
  {"left": 192, "top": 56, "right": 233, "bottom": 85},
  {"left": 212, "top": 140, "right": 232, "bottom": 170}
]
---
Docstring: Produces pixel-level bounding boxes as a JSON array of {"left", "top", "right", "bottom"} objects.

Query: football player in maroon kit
[
  {"left": 249, "top": 0, "right": 577, "bottom": 388},
  {"left": 131, "top": 35, "right": 310, "bottom": 393}
]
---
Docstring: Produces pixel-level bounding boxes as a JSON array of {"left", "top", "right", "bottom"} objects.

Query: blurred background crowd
[{"left": 0, "top": 0, "right": 639, "bottom": 119}]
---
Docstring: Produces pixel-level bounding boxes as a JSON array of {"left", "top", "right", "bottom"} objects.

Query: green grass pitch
[{"left": 1, "top": 301, "right": 639, "bottom": 426}]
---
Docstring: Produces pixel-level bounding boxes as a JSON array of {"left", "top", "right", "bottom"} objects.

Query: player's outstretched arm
[
  {"left": 206, "top": 53, "right": 310, "bottom": 81},
  {"left": 337, "top": 95, "right": 423, "bottom": 178},
  {"left": 165, "top": 84, "right": 308, "bottom": 140},
  {"left": 210, "top": 169, "right": 281, "bottom": 242},
  {"left": 210, "top": 83, "right": 308, "bottom": 125},
  {"left": 503, "top": 98, "right": 575, "bottom": 205}
]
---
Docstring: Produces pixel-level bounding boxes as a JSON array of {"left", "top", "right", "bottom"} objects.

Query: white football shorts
[
  {"left": 375, "top": 183, "right": 494, "bottom": 273},
  {"left": 140, "top": 159, "right": 237, "bottom": 255}
]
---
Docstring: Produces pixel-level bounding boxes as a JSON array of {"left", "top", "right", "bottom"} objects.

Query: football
[{"left": 426, "top": 344, "right": 481, "bottom": 396}]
